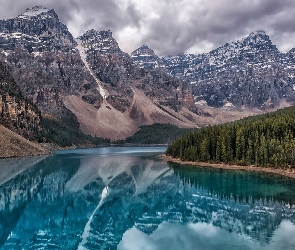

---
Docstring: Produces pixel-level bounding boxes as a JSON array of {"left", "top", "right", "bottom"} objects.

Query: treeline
[
  {"left": 41, "top": 110, "right": 109, "bottom": 147},
  {"left": 166, "top": 106, "right": 295, "bottom": 168},
  {"left": 0, "top": 61, "right": 109, "bottom": 147},
  {"left": 115, "top": 123, "right": 192, "bottom": 145}
]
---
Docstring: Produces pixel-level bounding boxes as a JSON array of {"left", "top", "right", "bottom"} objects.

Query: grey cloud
[
  {"left": 0, "top": 0, "right": 295, "bottom": 56},
  {"left": 140, "top": 0, "right": 295, "bottom": 56},
  {"left": 63, "top": 0, "right": 142, "bottom": 36}
]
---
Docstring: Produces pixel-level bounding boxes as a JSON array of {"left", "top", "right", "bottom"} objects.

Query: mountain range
[
  {"left": 132, "top": 31, "right": 295, "bottom": 109},
  {"left": 0, "top": 6, "right": 294, "bottom": 144}
]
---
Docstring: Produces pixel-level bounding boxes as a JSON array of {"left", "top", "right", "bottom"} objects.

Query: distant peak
[
  {"left": 82, "top": 29, "right": 113, "bottom": 38},
  {"left": 18, "top": 6, "right": 53, "bottom": 18},
  {"left": 250, "top": 30, "right": 267, "bottom": 37},
  {"left": 84, "top": 29, "right": 98, "bottom": 35},
  {"left": 26, "top": 6, "right": 49, "bottom": 12},
  {"left": 131, "top": 44, "right": 157, "bottom": 57},
  {"left": 137, "top": 44, "right": 154, "bottom": 52},
  {"left": 99, "top": 30, "right": 113, "bottom": 38},
  {"left": 255, "top": 30, "right": 266, "bottom": 34},
  {"left": 140, "top": 44, "right": 150, "bottom": 49},
  {"left": 245, "top": 30, "right": 272, "bottom": 44}
]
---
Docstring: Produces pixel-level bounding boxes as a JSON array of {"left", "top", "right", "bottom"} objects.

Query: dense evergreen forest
[
  {"left": 166, "top": 106, "right": 295, "bottom": 168},
  {"left": 41, "top": 110, "right": 109, "bottom": 147},
  {"left": 114, "top": 123, "right": 192, "bottom": 145}
]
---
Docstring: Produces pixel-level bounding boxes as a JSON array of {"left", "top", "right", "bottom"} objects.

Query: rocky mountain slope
[
  {"left": 131, "top": 44, "right": 165, "bottom": 70},
  {"left": 71, "top": 28, "right": 258, "bottom": 139},
  {"left": 0, "top": 6, "right": 217, "bottom": 140},
  {"left": 132, "top": 31, "right": 295, "bottom": 110},
  {"left": 0, "top": 124, "right": 49, "bottom": 158},
  {"left": 0, "top": 61, "right": 41, "bottom": 141},
  {"left": 0, "top": 6, "right": 100, "bottom": 117},
  {"left": 74, "top": 29, "right": 246, "bottom": 138},
  {"left": 0, "top": 60, "right": 49, "bottom": 157},
  {"left": 0, "top": 6, "right": 277, "bottom": 141}
]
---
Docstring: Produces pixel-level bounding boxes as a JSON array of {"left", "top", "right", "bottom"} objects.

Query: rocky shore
[{"left": 0, "top": 125, "right": 50, "bottom": 158}]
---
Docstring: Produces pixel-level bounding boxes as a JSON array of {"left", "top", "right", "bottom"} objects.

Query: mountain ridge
[
  {"left": 0, "top": 8, "right": 209, "bottom": 141},
  {"left": 132, "top": 31, "right": 295, "bottom": 109},
  {"left": 0, "top": 6, "right": 290, "bottom": 142}
]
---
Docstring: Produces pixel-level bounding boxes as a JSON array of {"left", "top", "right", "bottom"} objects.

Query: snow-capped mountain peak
[
  {"left": 18, "top": 6, "right": 53, "bottom": 19},
  {"left": 131, "top": 44, "right": 165, "bottom": 70}
]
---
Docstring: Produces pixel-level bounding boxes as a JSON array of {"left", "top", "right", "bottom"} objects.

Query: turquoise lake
[{"left": 0, "top": 146, "right": 295, "bottom": 249}]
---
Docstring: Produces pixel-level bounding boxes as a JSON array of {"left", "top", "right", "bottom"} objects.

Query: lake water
[{"left": 1, "top": 147, "right": 295, "bottom": 250}]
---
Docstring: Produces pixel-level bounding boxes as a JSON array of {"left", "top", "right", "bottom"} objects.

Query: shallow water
[{"left": 0, "top": 147, "right": 295, "bottom": 249}]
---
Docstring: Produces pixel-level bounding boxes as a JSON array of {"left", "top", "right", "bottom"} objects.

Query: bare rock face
[
  {"left": 0, "top": 6, "right": 101, "bottom": 117},
  {"left": 0, "top": 7, "right": 202, "bottom": 140},
  {"left": 131, "top": 44, "right": 165, "bottom": 70},
  {"left": 78, "top": 30, "right": 193, "bottom": 113},
  {"left": 0, "top": 6, "right": 76, "bottom": 53},
  {"left": 132, "top": 31, "right": 295, "bottom": 110},
  {"left": 0, "top": 61, "right": 41, "bottom": 141},
  {"left": 77, "top": 29, "right": 135, "bottom": 112},
  {"left": 1, "top": 6, "right": 267, "bottom": 140}
]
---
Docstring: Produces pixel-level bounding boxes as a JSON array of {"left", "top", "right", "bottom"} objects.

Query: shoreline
[
  {"left": 0, "top": 152, "right": 49, "bottom": 160},
  {"left": 0, "top": 144, "right": 167, "bottom": 159},
  {"left": 160, "top": 154, "right": 295, "bottom": 180}
]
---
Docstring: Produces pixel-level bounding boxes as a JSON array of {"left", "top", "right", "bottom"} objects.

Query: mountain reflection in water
[{"left": 0, "top": 147, "right": 295, "bottom": 250}]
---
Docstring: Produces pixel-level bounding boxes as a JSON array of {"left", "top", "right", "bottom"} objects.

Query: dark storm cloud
[{"left": 0, "top": 0, "right": 295, "bottom": 56}]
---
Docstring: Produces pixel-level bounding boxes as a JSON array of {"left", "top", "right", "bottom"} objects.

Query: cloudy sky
[{"left": 1, "top": 0, "right": 295, "bottom": 56}]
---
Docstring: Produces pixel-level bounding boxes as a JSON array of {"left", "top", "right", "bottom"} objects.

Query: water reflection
[{"left": 0, "top": 147, "right": 294, "bottom": 249}]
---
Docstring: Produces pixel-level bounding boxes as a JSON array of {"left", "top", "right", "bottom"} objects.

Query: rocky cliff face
[
  {"left": 77, "top": 29, "right": 134, "bottom": 112},
  {"left": 132, "top": 31, "right": 295, "bottom": 109},
  {"left": 0, "top": 6, "right": 280, "bottom": 140},
  {"left": 0, "top": 61, "right": 41, "bottom": 140},
  {"left": 0, "top": 6, "right": 100, "bottom": 117},
  {"left": 77, "top": 29, "right": 189, "bottom": 113},
  {"left": 70, "top": 29, "right": 213, "bottom": 139},
  {"left": 131, "top": 44, "right": 165, "bottom": 70},
  {"left": 0, "top": 7, "right": 207, "bottom": 140},
  {"left": 0, "top": 6, "right": 76, "bottom": 53}
]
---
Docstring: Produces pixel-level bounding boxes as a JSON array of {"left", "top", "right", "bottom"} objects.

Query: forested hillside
[
  {"left": 115, "top": 123, "right": 192, "bottom": 145},
  {"left": 166, "top": 107, "right": 295, "bottom": 168},
  {"left": 0, "top": 60, "right": 108, "bottom": 148},
  {"left": 0, "top": 61, "right": 42, "bottom": 141}
]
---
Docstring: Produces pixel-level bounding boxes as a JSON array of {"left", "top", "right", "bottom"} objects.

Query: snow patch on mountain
[
  {"left": 18, "top": 6, "right": 50, "bottom": 19},
  {"left": 76, "top": 38, "right": 108, "bottom": 99}
]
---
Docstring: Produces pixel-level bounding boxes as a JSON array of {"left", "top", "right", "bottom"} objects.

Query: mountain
[
  {"left": 0, "top": 59, "right": 49, "bottom": 156},
  {"left": 131, "top": 44, "right": 165, "bottom": 70},
  {"left": 66, "top": 28, "right": 228, "bottom": 139},
  {"left": 0, "top": 61, "right": 42, "bottom": 140},
  {"left": 132, "top": 31, "right": 295, "bottom": 110},
  {"left": 0, "top": 7, "right": 274, "bottom": 142},
  {"left": 0, "top": 6, "right": 99, "bottom": 117},
  {"left": 0, "top": 6, "right": 220, "bottom": 141}
]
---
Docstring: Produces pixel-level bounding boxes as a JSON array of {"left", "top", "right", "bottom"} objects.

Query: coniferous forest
[{"left": 166, "top": 106, "right": 295, "bottom": 168}]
